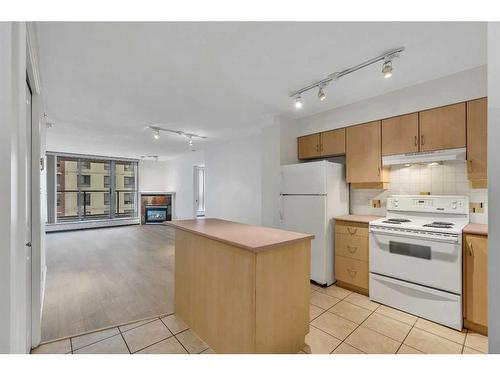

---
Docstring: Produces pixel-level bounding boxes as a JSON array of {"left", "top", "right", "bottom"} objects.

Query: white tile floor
[
  {"left": 308, "top": 283, "right": 488, "bottom": 354},
  {"left": 32, "top": 313, "right": 212, "bottom": 354},
  {"left": 31, "top": 283, "right": 488, "bottom": 354}
]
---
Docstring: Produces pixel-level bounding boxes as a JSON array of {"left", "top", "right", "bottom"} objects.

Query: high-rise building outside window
[{"left": 50, "top": 154, "right": 138, "bottom": 223}]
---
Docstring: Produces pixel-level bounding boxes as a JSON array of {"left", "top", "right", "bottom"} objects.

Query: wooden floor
[{"left": 41, "top": 224, "right": 175, "bottom": 342}]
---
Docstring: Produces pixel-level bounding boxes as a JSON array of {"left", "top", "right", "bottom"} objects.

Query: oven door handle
[{"left": 370, "top": 228, "right": 460, "bottom": 244}]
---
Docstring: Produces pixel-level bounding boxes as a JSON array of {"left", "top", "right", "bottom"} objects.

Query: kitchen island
[{"left": 166, "top": 218, "right": 314, "bottom": 354}]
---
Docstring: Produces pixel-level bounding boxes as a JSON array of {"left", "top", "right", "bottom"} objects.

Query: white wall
[
  {"left": 138, "top": 160, "right": 169, "bottom": 192},
  {"left": 0, "top": 22, "right": 30, "bottom": 354},
  {"left": 279, "top": 115, "right": 299, "bottom": 166},
  {"left": 261, "top": 118, "right": 281, "bottom": 227},
  {"left": 205, "top": 134, "right": 263, "bottom": 225},
  {"left": 297, "top": 66, "right": 487, "bottom": 135},
  {"left": 165, "top": 151, "right": 205, "bottom": 220},
  {"left": 488, "top": 22, "right": 500, "bottom": 354}
]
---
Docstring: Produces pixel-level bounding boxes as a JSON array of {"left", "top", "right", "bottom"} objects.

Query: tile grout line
[
  {"left": 71, "top": 331, "right": 123, "bottom": 353},
  {"left": 119, "top": 330, "right": 132, "bottom": 354},
  {"left": 394, "top": 313, "right": 418, "bottom": 353},
  {"left": 336, "top": 304, "right": 380, "bottom": 353},
  {"left": 158, "top": 315, "right": 192, "bottom": 354}
]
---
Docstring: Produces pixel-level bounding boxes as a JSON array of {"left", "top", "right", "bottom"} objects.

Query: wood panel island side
[{"left": 166, "top": 218, "right": 314, "bottom": 354}]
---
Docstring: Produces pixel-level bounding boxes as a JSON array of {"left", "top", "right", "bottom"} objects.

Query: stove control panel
[{"left": 387, "top": 195, "right": 468, "bottom": 214}]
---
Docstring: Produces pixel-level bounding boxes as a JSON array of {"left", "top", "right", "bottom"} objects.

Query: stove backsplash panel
[{"left": 350, "top": 162, "right": 487, "bottom": 224}]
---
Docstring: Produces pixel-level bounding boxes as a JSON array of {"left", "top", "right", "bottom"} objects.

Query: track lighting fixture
[
  {"left": 294, "top": 95, "right": 303, "bottom": 109},
  {"left": 148, "top": 125, "right": 207, "bottom": 148},
  {"left": 318, "top": 85, "right": 327, "bottom": 101},
  {"left": 382, "top": 60, "right": 393, "bottom": 79},
  {"left": 289, "top": 47, "right": 404, "bottom": 107}
]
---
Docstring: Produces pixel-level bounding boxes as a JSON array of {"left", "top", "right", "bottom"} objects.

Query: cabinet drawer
[
  {"left": 335, "top": 234, "right": 368, "bottom": 261},
  {"left": 335, "top": 256, "right": 369, "bottom": 289},
  {"left": 335, "top": 221, "right": 368, "bottom": 237}
]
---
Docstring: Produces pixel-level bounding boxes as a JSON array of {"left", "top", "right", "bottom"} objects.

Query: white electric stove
[{"left": 369, "top": 195, "right": 469, "bottom": 330}]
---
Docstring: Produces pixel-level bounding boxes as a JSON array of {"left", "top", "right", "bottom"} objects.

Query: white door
[
  {"left": 25, "top": 80, "right": 33, "bottom": 351},
  {"left": 193, "top": 166, "right": 205, "bottom": 217},
  {"left": 281, "top": 195, "right": 329, "bottom": 284},
  {"left": 281, "top": 161, "right": 327, "bottom": 195}
]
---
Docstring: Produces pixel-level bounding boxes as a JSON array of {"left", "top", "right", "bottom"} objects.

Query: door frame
[
  {"left": 193, "top": 165, "right": 205, "bottom": 217},
  {"left": 26, "top": 22, "right": 44, "bottom": 349}
]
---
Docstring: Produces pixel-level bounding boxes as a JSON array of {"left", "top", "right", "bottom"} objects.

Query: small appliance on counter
[
  {"left": 369, "top": 195, "right": 469, "bottom": 330},
  {"left": 279, "top": 160, "right": 349, "bottom": 286}
]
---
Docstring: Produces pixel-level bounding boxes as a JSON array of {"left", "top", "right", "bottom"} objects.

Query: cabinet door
[
  {"left": 382, "top": 113, "right": 419, "bottom": 155},
  {"left": 467, "top": 98, "right": 487, "bottom": 185},
  {"left": 320, "top": 128, "right": 345, "bottom": 157},
  {"left": 464, "top": 234, "right": 488, "bottom": 327},
  {"left": 419, "top": 103, "right": 466, "bottom": 152},
  {"left": 298, "top": 134, "right": 320, "bottom": 159},
  {"left": 346, "top": 121, "right": 383, "bottom": 183}
]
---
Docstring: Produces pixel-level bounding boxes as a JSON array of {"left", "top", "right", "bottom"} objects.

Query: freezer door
[
  {"left": 280, "top": 195, "right": 332, "bottom": 285},
  {"left": 281, "top": 161, "right": 327, "bottom": 195}
]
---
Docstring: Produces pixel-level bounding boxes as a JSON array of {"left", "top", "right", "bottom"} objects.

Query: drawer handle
[
  {"left": 414, "top": 135, "right": 418, "bottom": 147},
  {"left": 347, "top": 227, "right": 357, "bottom": 235},
  {"left": 347, "top": 269, "right": 357, "bottom": 278},
  {"left": 347, "top": 245, "right": 357, "bottom": 254}
]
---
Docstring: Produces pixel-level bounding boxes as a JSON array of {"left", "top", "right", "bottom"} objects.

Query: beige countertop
[
  {"left": 165, "top": 218, "right": 314, "bottom": 252},
  {"left": 334, "top": 214, "right": 384, "bottom": 224},
  {"left": 463, "top": 223, "right": 488, "bottom": 236}
]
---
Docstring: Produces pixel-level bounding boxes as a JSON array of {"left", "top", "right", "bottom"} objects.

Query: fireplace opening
[
  {"left": 144, "top": 205, "right": 171, "bottom": 224},
  {"left": 140, "top": 193, "right": 173, "bottom": 224}
]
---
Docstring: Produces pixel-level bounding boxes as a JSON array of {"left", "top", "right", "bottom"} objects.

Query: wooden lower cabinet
[
  {"left": 463, "top": 233, "right": 488, "bottom": 335},
  {"left": 334, "top": 220, "right": 369, "bottom": 294}
]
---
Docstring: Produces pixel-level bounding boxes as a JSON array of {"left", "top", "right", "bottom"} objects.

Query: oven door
[{"left": 369, "top": 226, "right": 462, "bottom": 294}]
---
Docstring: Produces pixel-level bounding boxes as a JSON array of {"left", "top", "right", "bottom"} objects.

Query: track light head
[
  {"left": 153, "top": 129, "right": 160, "bottom": 140},
  {"left": 318, "top": 85, "right": 327, "bottom": 101},
  {"left": 294, "top": 95, "right": 303, "bottom": 109},
  {"left": 382, "top": 60, "right": 393, "bottom": 79}
]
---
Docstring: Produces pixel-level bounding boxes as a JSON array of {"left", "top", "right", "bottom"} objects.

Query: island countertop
[{"left": 165, "top": 218, "right": 314, "bottom": 252}]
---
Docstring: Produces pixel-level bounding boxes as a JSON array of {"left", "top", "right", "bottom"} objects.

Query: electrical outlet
[
  {"left": 470, "top": 202, "right": 485, "bottom": 214},
  {"left": 371, "top": 199, "right": 381, "bottom": 208}
]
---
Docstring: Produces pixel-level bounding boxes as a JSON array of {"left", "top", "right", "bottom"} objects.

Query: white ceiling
[{"left": 36, "top": 22, "right": 487, "bottom": 159}]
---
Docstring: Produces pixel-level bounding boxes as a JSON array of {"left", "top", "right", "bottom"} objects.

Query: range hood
[{"left": 382, "top": 147, "right": 466, "bottom": 166}]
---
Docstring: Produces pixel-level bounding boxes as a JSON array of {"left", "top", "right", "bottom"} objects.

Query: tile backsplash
[{"left": 350, "top": 162, "right": 488, "bottom": 224}]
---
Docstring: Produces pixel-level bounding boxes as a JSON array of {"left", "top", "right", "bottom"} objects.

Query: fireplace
[
  {"left": 144, "top": 205, "right": 171, "bottom": 224},
  {"left": 140, "top": 193, "right": 173, "bottom": 224}
]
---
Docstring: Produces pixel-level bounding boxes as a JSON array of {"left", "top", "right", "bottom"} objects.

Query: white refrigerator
[{"left": 280, "top": 160, "right": 349, "bottom": 286}]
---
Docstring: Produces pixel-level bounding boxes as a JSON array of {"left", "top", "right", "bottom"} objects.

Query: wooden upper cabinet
[
  {"left": 419, "top": 102, "right": 466, "bottom": 152},
  {"left": 464, "top": 234, "right": 488, "bottom": 330},
  {"left": 467, "top": 98, "right": 487, "bottom": 187},
  {"left": 346, "top": 121, "right": 386, "bottom": 184},
  {"left": 320, "top": 128, "right": 345, "bottom": 157},
  {"left": 298, "top": 133, "right": 321, "bottom": 159},
  {"left": 381, "top": 113, "right": 419, "bottom": 156}
]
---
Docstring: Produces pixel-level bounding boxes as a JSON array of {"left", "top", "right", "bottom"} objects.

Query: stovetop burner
[
  {"left": 384, "top": 218, "right": 411, "bottom": 223},
  {"left": 423, "top": 221, "right": 455, "bottom": 228}
]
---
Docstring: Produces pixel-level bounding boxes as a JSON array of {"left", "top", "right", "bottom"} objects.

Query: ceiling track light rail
[
  {"left": 289, "top": 47, "right": 405, "bottom": 107},
  {"left": 148, "top": 125, "right": 207, "bottom": 147}
]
